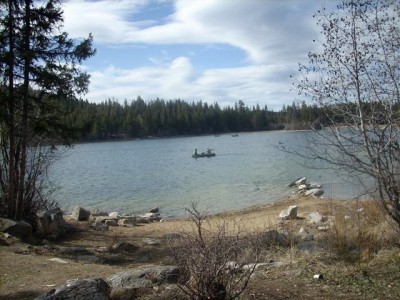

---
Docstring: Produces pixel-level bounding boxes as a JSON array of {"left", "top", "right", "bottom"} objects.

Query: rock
[
  {"left": 117, "top": 219, "right": 135, "bottom": 227},
  {"left": 35, "top": 277, "right": 110, "bottom": 300},
  {"left": 94, "top": 216, "right": 119, "bottom": 223},
  {"left": 49, "top": 258, "right": 69, "bottom": 264},
  {"left": 72, "top": 206, "right": 91, "bottom": 221},
  {"left": 112, "top": 242, "right": 139, "bottom": 253},
  {"left": 298, "top": 227, "right": 314, "bottom": 241},
  {"left": 109, "top": 212, "right": 120, "bottom": 218},
  {"left": 0, "top": 217, "right": 32, "bottom": 240},
  {"left": 287, "top": 177, "right": 302, "bottom": 187},
  {"left": 107, "top": 265, "right": 182, "bottom": 289},
  {"left": 298, "top": 184, "right": 308, "bottom": 191},
  {"left": 138, "top": 213, "right": 161, "bottom": 222},
  {"left": 105, "top": 220, "right": 117, "bottom": 226},
  {"left": 36, "top": 207, "right": 65, "bottom": 238},
  {"left": 317, "top": 225, "right": 329, "bottom": 231},
  {"left": 148, "top": 207, "right": 159, "bottom": 213},
  {"left": 309, "top": 182, "right": 323, "bottom": 189},
  {"left": 92, "top": 220, "right": 109, "bottom": 231},
  {"left": 279, "top": 205, "right": 298, "bottom": 220},
  {"left": 305, "top": 188, "right": 324, "bottom": 197},
  {"left": 307, "top": 212, "right": 323, "bottom": 224},
  {"left": 295, "top": 177, "right": 307, "bottom": 186},
  {"left": 90, "top": 209, "right": 109, "bottom": 217}
]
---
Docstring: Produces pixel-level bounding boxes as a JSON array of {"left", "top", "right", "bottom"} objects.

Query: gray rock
[
  {"left": 295, "top": 177, "right": 307, "bottom": 186},
  {"left": 35, "top": 277, "right": 110, "bottom": 300},
  {"left": 307, "top": 212, "right": 324, "bottom": 224},
  {"left": 309, "top": 182, "right": 323, "bottom": 189},
  {"left": 109, "top": 212, "right": 120, "bottom": 218},
  {"left": 0, "top": 217, "right": 32, "bottom": 240},
  {"left": 36, "top": 207, "right": 65, "bottom": 238},
  {"left": 72, "top": 206, "right": 91, "bottom": 221},
  {"left": 94, "top": 216, "right": 119, "bottom": 223},
  {"left": 305, "top": 188, "right": 324, "bottom": 197},
  {"left": 148, "top": 207, "right": 160, "bottom": 213},
  {"left": 0, "top": 238, "right": 9, "bottom": 246},
  {"left": 105, "top": 220, "right": 117, "bottom": 226},
  {"left": 298, "top": 184, "right": 308, "bottom": 191},
  {"left": 118, "top": 218, "right": 135, "bottom": 227},
  {"left": 279, "top": 205, "right": 298, "bottom": 220},
  {"left": 108, "top": 265, "right": 182, "bottom": 289},
  {"left": 288, "top": 177, "right": 302, "bottom": 187},
  {"left": 92, "top": 220, "right": 109, "bottom": 231}
]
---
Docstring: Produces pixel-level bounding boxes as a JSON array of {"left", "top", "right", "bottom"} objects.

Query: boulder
[
  {"left": 109, "top": 212, "right": 120, "bottom": 218},
  {"left": 107, "top": 265, "right": 182, "bottom": 289},
  {"left": 305, "top": 188, "right": 324, "bottom": 197},
  {"left": 148, "top": 207, "right": 159, "bottom": 213},
  {"left": 118, "top": 219, "right": 135, "bottom": 227},
  {"left": 287, "top": 177, "right": 302, "bottom": 187},
  {"left": 36, "top": 207, "right": 65, "bottom": 238},
  {"left": 309, "top": 182, "right": 323, "bottom": 189},
  {"left": 92, "top": 220, "right": 109, "bottom": 231},
  {"left": 295, "top": 177, "right": 307, "bottom": 186},
  {"left": 105, "top": 220, "right": 117, "bottom": 226},
  {"left": 71, "top": 206, "right": 91, "bottom": 221},
  {"left": 35, "top": 277, "right": 110, "bottom": 300},
  {"left": 298, "top": 184, "right": 308, "bottom": 191},
  {"left": 307, "top": 212, "right": 324, "bottom": 224},
  {"left": 0, "top": 217, "right": 32, "bottom": 240},
  {"left": 138, "top": 213, "right": 161, "bottom": 222},
  {"left": 279, "top": 205, "right": 298, "bottom": 220}
]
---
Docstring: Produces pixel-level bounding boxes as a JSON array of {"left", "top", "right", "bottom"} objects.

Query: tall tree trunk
[
  {"left": 15, "top": 0, "right": 31, "bottom": 219},
  {"left": 6, "top": 0, "right": 17, "bottom": 219}
]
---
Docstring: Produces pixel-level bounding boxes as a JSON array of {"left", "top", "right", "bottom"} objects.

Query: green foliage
[{"left": 57, "top": 97, "right": 325, "bottom": 141}]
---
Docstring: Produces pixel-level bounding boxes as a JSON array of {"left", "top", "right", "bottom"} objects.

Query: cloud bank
[{"left": 63, "top": 0, "right": 327, "bottom": 110}]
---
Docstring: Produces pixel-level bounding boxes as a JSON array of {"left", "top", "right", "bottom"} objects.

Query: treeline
[{"left": 59, "top": 97, "right": 323, "bottom": 141}]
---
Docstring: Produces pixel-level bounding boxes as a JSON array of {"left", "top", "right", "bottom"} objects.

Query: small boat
[{"left": 192, "top": 148, "right": 216, "bottom": 158}]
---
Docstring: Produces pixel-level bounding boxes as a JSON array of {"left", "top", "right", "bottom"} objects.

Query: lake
[{"left": 49, "top": 131, "right": 365, "bottom": 218}]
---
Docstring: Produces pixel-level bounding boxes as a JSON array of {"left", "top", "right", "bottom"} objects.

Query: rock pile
[
  {"left": 288, "top": 177, "right": 324, "bottom": 197},
  {"left": 70, "top": 206, "right": 163, "bottom": 231}
]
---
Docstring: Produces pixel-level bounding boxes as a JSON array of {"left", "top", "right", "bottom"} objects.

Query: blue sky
[{"left": 62, "top": 0, "right": 337, "bottom": 110}]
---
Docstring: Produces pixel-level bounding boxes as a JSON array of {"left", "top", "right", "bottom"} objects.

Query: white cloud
[{"left": 63, "top": 0, "right": 333, "bottom": 109}]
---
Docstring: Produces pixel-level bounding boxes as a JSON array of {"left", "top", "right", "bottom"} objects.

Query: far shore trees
[
  {"left": 0, "top": 0, "right": 95, "bottom": 220},
  {"left": 296, "top": 1, "right": 400, "bottom": 227}
]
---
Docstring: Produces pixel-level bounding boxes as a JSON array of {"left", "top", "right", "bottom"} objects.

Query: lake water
[{"left": 49, "top": 131, "right": 364, "bottom": 218}]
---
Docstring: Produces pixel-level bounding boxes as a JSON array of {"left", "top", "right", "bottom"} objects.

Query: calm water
[{"left": 49, "top": 131, "right": 363, "bottom": 218}]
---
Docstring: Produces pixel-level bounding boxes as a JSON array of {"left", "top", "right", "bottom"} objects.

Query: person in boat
[{"left": 194, "top": 149, "right": 198, "bottom": 155}]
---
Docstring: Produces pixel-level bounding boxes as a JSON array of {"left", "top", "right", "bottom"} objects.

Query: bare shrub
[
  {"left": 323, "top": 200, "right": 399, "bottom": 261},
  {"left": 169, "top": 203, "right": 263, "bottom": 300}
]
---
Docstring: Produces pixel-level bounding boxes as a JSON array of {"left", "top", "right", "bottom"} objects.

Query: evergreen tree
[{"left": 0, "top": 0, "right": 95, "bottom": 219}]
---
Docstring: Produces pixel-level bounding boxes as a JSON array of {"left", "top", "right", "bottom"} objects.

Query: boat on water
[{"left": 192, "top": 148, "right": 216, "bottom": 158}]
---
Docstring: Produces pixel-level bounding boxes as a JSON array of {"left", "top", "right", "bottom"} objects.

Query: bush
[{"left": 169, "top": 203, "right": 263, "bottom": 299}]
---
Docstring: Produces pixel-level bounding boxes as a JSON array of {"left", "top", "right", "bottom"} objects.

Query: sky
[{"left": 62, "top": 0, "right": 337, "bottom": 111}]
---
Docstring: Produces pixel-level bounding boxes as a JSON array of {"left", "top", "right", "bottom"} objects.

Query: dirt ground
[{"left": 1, "top": 195, "right": 400, "bottom": 299}]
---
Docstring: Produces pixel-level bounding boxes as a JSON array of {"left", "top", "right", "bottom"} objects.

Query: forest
[{"left": 59, "top": 96, "right": 325, "bottom": 141}]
